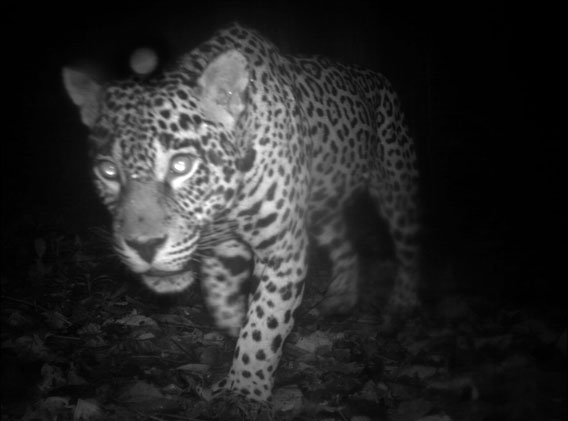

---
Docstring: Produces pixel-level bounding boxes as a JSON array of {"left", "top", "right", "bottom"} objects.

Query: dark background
[{"left": 1, "top": 2, "right": 561, "bottom": 308}]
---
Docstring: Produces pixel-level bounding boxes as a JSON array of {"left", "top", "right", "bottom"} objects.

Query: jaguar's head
[{"left": 63, "top": 50, "right": 253, "bottom": 293}]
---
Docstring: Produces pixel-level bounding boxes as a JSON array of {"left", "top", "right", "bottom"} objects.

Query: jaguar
[{"left": 63, "top": 23, "right": 420, "bottom": 401}]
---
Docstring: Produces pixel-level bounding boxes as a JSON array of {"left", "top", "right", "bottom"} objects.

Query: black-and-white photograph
[{"left": 1, "top": 2, "right": 564, "bottom": 420}]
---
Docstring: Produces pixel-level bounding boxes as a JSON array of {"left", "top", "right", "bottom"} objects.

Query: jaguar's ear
[
  {"left": 197, "top": 50, "right": 249, "bottom": 130},
  {"left": 62, "top": 68, "right": 102, "bottom": 128}
]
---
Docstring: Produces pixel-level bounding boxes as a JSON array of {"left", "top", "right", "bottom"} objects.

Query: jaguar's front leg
[
  {"left": 200, "top": 239, "right": 253, "bottom": 337},
  {"left": 219, "top": 250, "right": 307, "bottom": 401}
]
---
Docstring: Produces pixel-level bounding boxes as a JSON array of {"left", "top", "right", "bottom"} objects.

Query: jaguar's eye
[
  {"left": 169, "top": 154, "right": 194, "bottom": 176},
  {"left": 96, "top": 160, "right": 119, "bottom": 181}
]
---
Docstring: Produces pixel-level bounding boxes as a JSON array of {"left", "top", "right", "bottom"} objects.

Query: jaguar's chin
[{"left": 141, "top": 270, "right": 195, "bottom": 294}]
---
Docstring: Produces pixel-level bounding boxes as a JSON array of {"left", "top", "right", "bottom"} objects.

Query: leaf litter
[{"left": 1, "top": 226, "right": 565, "bottom": 421}]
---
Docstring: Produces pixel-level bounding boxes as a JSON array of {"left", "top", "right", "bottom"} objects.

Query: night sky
[{"left": 2, "top": 2, "right": 562, "bottom": 307}]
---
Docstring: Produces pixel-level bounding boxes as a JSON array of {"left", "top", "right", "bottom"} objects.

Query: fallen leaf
[
  {"left": 73, "top": 398, "right": 102, "bottom": 420},
  {"left": 42, "top": 311, "right": 70, "bottom": 330},
  {"left": 177, "top": 363, "right": 210, "bottom": 374},
  {"left": 38, "top": 363, "right": 66, "bottom": 393},
  {"left": 273, "top": 385, "right": 303, "bottom": 413},
  {"left": 133, "top": 331, "right": 155, "bottom": 340},
  {"left": 116, "top": 312, "right": 157, "bottom": 327},
  {"left": 67, "top": 363, "right": 88, "bottom": 385},
  {"left": 203, "top": 331, "right": 225, "bottom": 342},
  {"left": 296, "top": 330, "right": 335, "bottom": 353}
]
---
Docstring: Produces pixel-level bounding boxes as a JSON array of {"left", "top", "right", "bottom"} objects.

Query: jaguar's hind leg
[{"left": 311, "top": 213, "right": 360, "bottom": 315}]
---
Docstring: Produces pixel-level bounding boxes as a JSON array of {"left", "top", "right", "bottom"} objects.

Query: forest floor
[{"left": 1, "top": 221, "right": 566, "bottom": 421}]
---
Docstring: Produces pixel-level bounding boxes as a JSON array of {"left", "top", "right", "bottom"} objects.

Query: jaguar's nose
[{"left": 125, "top": 236, "right": 167, "bottom": 263}]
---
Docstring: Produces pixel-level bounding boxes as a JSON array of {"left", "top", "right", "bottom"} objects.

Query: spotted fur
[{"left": 63, "top": 23, "right": 420, "bottom": 401}]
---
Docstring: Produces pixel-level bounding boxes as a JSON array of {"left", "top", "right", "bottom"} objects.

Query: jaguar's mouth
[
  {"left": 145, "top": 268, "right": 187, "bottom": 277},
  {"left": 141, "top": 264, "right": 197, "bottom": 294}
]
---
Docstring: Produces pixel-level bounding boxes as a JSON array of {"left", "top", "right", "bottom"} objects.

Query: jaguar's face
[
  {"left": 89, "top": 83, "right": 243, "bottom": 293},
  {"left": 64, "top": 49, "right": 251, "bottom": 293}
]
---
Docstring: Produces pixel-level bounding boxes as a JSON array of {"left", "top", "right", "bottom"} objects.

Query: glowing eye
[
  {"left": 97, "top": 160, "right": 119, "bottom": 180},
  {"left": 169, "top": 154, "right": 194, "bottom": 176}
]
